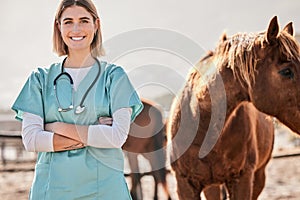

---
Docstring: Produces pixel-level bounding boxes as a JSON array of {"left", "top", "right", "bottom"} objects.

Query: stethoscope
[{"left": 53, "top": 57, "right": 101, "bottom": 114}]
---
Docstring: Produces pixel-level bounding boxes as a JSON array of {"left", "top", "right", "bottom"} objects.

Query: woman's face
[{"left": 58, "top": 5, "right": 99, "bottom": 54}]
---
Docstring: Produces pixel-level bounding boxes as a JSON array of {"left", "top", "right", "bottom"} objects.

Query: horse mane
[
  {"left": 213, "top": 32, "right": 260, "bottom": 88},
  {"left": 212, "top": 30, "right": 300, "bottom": 89}
]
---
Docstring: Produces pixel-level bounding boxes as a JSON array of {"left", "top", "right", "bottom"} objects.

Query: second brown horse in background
[{"left": 123, "top": 99, "right": 171, "bottom": 200}]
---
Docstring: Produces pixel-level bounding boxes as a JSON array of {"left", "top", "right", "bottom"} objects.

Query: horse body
[
  {"left": 203, "top": 102, "right": 274, "bottom": 200},
  {"left": 167, "top": 16, "right": 300, "bottom": 200},
  {"left": 123, "top": 99, "right": 170, "bottom": 200}
]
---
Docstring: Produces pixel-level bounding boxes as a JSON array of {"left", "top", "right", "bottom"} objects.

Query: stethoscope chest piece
[{"left": 75, "top": 105, "right": 86, "bottom": 114}]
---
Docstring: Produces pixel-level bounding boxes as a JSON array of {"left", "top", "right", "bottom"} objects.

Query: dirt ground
[{"left": 1, "top": 154, "right": 300, "bottom": 200}]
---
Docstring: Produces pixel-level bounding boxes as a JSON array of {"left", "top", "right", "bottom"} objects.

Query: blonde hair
[{"left": 53, "top": 0, "right": 105, "bottom": 57}]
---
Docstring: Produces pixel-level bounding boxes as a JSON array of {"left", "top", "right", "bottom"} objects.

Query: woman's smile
[{"left": 70, "top": 36, "right": 86, "bottom": 41}]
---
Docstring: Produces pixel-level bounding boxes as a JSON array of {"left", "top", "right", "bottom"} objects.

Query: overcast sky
[{"left": 1, "top": 0, "right": 300, "bottom": 110}]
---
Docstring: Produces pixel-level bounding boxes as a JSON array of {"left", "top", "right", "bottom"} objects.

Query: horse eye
[{"left": 278, "top": 68, "right": 294, "bottom": 79}]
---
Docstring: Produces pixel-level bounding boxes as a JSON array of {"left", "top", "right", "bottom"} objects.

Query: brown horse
[
  {"left": 167, "top": 16, "right": 300, "bottom": 200},
  {"left": 123, "top": 99, "right": 170, "bottom": 200}
]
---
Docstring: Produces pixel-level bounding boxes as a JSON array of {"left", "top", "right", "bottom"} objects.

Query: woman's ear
[
  {"left": 56, "top": 20, "right": 61, "bottom": 31},
  {"left": 95, "top": 18, "right": 100, "bottom": 34}
]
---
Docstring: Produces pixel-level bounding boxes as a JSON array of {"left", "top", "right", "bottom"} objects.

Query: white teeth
[{"left": 71, "top": 37, "right": 84, "bottom": 41}]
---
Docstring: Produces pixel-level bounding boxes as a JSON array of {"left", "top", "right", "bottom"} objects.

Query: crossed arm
[{"left": 22, "top": 108, "right": 132, "bottom": 152}]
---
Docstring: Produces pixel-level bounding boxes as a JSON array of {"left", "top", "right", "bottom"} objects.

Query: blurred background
[
  {"left": 1, "top": 0, "right": 300, "bottom": 112},
  {"left": 1, "top": 0, "right": 300, "bottom": 199}
]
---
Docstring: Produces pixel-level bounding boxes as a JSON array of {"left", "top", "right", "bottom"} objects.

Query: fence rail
[
  {"left": 1, "top": 133, "right": 300, "bottom": 173},
  {"left": 0, "top": 132, "right": 36, "bottom": 171}
]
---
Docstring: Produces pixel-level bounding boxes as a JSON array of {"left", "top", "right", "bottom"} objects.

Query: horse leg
[
  {"left": 176, "top": 175, "right": 202, "bottom": 200},
  {"left": 152, "top": 171, "right": 159, "bottom": 200},
  {"left": 252, "top": 166, "right": 267, "bottom": 200},
  {"left": 152, "top": 168, "right": 171, "bottom": 200},
  {"left": 164, "top": 180, "right": 172, "bottom": 200},
  {"left": 130, "top": 173, "right": 143, "bottom": 200},
  {"left": 225, "top": 170, "right": 254, "bottom": 200},
  {"left": 160, "top": 169, "right": 171, "bottom": 200},
  {"left": 221, "top": 185, "right": 228, "bottom": 200},
  {"left": 127, "top": 154, "right": 143, "bottom": 200},
  {"left": 203, "top": 185, "right": 222, "bottom": 200}
]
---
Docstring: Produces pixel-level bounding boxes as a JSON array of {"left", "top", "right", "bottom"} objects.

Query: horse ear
[
  {"left": 220, "top": 32, "right": 227, "bottom": 42},
  {"left": 266, "top": 16, "right": 279, "bottom": 44},
  {"left": 283, "top": 22, "right": 294, "bottom": 36}
]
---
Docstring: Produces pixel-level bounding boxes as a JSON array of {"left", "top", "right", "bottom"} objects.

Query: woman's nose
[{"left": 72, "top": 23, "right": 81, "bottom": 32}]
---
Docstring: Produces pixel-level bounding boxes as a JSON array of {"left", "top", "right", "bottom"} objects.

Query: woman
[{"left": 11, "top": 0, "right": 143, "bottom": 199}]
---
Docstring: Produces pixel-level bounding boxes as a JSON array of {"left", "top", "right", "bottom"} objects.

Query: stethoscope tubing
[{"left": 53, "top": 57, "right": 101, "bottom": 113}]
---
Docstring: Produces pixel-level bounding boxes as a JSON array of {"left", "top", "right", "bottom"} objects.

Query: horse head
[{"left": 232, "top": 16, "right": 300, "bottom": 134}]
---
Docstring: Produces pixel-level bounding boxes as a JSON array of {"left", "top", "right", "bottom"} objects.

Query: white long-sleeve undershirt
[{"left": 22, "top": 108, "right": 132, "bottom": 152}]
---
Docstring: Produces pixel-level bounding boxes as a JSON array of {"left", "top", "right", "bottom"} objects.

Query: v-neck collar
[
  {"left": 72, "top": 62, "right": 100, "bottom": 94},
  {"left": 65, "top": 66, "right": 92, "bottom": 91}
]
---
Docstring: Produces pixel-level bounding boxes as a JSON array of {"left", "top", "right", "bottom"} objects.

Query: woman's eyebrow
[
  {"left": 79, "top": 17, "right": 92, "bottom": 20},
  {"left": 62, "top": 17, "right": 92, "bottom": 21},
  {"left": 62, "top": 17, "right": 73, "bottom": 21}
]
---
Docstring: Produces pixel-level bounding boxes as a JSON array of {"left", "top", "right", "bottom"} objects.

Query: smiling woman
[
  {"left": 11, "top": 0, "right": 143, "bottom": 200},
  {"left": 53, "top": 0, "right": 105, "bottom": 59},
  {"left": 58, "top": 6, "right": 99, "bottom": 59}
]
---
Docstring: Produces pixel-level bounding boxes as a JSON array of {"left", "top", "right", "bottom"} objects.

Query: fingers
[
  {"left": 53, "top": 134, "right": 85, "bottom": 152},
  {"left": 44, "top": 123, "right": 54, "bottom": 132},
  {"left": 44, "top": 124, "right": 50, "bottom": 131},
  {"left": 64, "top": 142, "right": 85, "bottom": 150},
  {"left": 98, "top": 117, "right": 113, "bottom": 126}
]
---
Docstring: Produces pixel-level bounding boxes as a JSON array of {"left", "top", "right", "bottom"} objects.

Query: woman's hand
[
  {"left": 45, "top": 122, "right": 62, "bottom": 133},
  {"left": 53, "top": 134, "right": 85, "bottom": 152},
  {"left": 98, "top": 117, "right": 113, "bottom": 126}
]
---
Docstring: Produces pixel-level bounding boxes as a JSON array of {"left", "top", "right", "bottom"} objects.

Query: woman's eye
[
  {"left": 278, "top": 68, "right": 294, "bottom": 79},
  {"left": 64, "top": 21, "right": 72, "bottom": 25}
]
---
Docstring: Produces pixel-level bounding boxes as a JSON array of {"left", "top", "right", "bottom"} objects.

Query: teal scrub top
[{"left": 12, "top": 60, "right": 143, "bottom": 200}]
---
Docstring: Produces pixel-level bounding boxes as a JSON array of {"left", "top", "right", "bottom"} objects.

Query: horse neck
[
  {"left": 168, "top": 65, "right": 249, "bottom": 158},
  {"left": 221, "top": 67, "right": 249, "bottom": 116},
  {"left": 189, "top": 67, "right": 249, "bottom": 156},
  {"left": 197, "top": 67, "right": 249, "bottom": 122}
]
